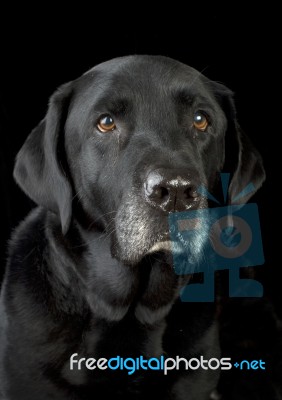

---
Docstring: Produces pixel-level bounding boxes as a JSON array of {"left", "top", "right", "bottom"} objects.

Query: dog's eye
[
  {"left": 193, "top": 112, "right": 209, "bottom": 131},
  {"left": 97, "top": 115, "right": 116, "bottom": 132}
]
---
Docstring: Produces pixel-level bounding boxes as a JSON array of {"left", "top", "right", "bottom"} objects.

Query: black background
[{"left": 0, "top": 6, "right": 280, "bottom": 317}]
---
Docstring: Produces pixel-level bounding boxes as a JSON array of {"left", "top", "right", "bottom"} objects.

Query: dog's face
[{"left": 14, "top": 55, "right": 265, "bottom": 266}]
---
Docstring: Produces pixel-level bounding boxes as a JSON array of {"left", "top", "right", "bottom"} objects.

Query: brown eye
[
  {"left": 193, "top": 112, "right": 209, "bottom": 131},
  {"left": 97, "top": 115, "right": 116, "bottom": 132}
]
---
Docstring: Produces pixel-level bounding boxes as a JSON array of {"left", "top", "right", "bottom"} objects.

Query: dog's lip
[
  {"left": 146, "top": 240, "right": 174, "bottom": 254},
  {"left": 146, "top": 231, "right": 175, "bottom": 254}
]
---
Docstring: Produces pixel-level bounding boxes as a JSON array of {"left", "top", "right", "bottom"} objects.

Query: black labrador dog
[{"left": 0, "top": 56, "right": 266, "bottom": 399}]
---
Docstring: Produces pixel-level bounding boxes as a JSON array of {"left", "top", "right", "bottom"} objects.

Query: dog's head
[{"left": 14, "top": 55, "right": 265, "bottom": 265}]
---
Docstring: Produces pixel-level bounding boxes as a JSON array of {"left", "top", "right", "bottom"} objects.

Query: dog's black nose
[{"left": 144, "top": 169, "right": 200, "bottom": 213}]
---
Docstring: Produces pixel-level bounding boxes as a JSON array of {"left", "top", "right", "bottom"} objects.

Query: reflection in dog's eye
[
  {"left": 97, "top": 115, "right": 116, "bottom": 133},
  {"left": 193, "top": 111, "right": 209, "bottom": 132}
]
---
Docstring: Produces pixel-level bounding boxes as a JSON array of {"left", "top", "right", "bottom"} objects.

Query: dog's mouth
[
  {"left": 112, "top": 221, "right": 174, "bottom": 265},
  {"left": 147, "top": 239, "right": 173, "bottom": 254},
  {"left": 145, "top": 230, "right": 175, "bottom": 254},
  {"left": 113, "top": 194, "right": 209, "bottom": 266},
  {"left": 114, "top": 225, "right": 184, "bottom": 267},
  {"left": 131, "top": 230, "right": 176, "bottom": 271}
]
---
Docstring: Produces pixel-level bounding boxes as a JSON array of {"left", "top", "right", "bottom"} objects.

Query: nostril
[
  {"left": 183, "top": 187, "right": 199, "bottom": 199},
  {"left": 144, "top": 177, "right": 170, "bottom": 201},
  {"left": 154, "top": 186, "right": 170, "bottom": 200},
  {"left": 146, "top": 185, "right": 170, "bottom": 201}
]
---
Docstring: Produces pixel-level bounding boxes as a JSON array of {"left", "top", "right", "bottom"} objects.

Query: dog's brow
[
  {"left": 173, "top": 88, "right": 194, "bottom": 105},
  {"left": 172, "top": 89, "right": 212, "bottom": 110},
  {"left": 96, "top": 97, "right": 130, "bottom": 116}
]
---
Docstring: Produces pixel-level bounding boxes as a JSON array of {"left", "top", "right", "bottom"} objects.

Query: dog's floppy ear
[
  {"left": 13, "top": 82, "right": 73, "bottom": 234},
  {"left": 210, "top": 81, "right": 265, "bottom": 203}
]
